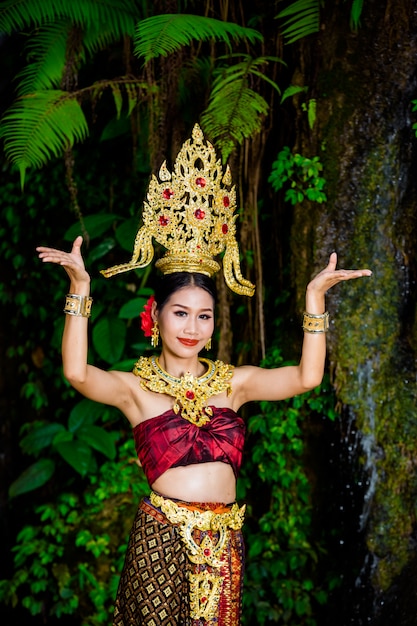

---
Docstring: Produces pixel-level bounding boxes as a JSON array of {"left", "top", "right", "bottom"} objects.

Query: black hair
[{"left": 154, "top": 272, "right": 217, "bottom": 312}]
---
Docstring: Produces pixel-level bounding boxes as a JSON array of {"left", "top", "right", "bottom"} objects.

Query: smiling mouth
[{"left": 178, "top": 338, "right": 199, "bottom": 346}]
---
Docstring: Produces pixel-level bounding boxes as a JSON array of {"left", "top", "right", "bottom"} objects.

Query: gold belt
[{"left": 149, "top": 491, "right": 245, "bottom": 621}]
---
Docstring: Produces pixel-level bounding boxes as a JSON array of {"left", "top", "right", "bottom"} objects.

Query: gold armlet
[
  {"left": 302, "top": 311, "right": 329, "bottom": 333},
  {"left": 63, "top": 294, "right": 93, "bottom": 318}
]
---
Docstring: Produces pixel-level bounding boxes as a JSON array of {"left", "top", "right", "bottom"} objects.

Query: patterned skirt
[{"left": 113, "top": 492, "right": 245, "bottom": 625}]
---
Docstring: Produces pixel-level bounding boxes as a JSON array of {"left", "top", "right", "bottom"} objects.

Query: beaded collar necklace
[{"left": 133, "top": 355, "right": 234, "bottom": 427}]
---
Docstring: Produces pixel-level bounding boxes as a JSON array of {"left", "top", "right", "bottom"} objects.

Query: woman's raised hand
[
  {"left": 37, "top": 236, "right": 90, "bottom": 285},
  {"left": 307, "top": 252, "right": 372, "bottom": 295}
]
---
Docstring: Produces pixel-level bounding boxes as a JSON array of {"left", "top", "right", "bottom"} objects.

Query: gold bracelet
[
  {"left": 302, "top": 311, "right": 329, "bottom": 333},
  {"left": 63, "top": 294, "right": 93, "bottom": 318}
]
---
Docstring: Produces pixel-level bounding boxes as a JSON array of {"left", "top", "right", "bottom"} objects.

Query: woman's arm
[
  {"left": 233, "top": 252, "right": 372, "bottom": 406},
  {"left": 37, "top": 236, "right": 133, "bottom": 408}
]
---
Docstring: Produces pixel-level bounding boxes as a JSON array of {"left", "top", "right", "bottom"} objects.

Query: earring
[
  {"left": 151, "top": 321, "right": 159, "bottom": 348},
  {"left": 205, "top": 338, "right": 212, "bottom": 351}
]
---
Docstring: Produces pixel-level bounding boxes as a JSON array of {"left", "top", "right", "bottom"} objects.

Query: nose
[{"left": 184, "top": 318, "right": 198, "bottom": 336}]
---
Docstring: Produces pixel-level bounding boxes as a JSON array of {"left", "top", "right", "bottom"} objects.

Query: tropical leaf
[
  {"left": 82, "top": 16, "right": 138, "bottom": 56},
  {"left": 280, "top": 84, "right": 308, "bottom": 104},
  {"left": 134, "top": 14, "right": 263, "bottom": 63},
  {"left": 276, "top": 0, "right": 320, "bottom": 44},
  {"left": 350, "top": 0, "right": 364, "bottom": 30},
  {"left": 92, "top": 316, "right": 127, "bottom": 363},
  {"left": 54, "top": 439, "right": 93, "bottom": 476},
  {"left": 89, "top": 78, "right": 146, "bottom": 121},
  {"left": 20, "top": 422, "right": 66, "bottom": 456},
  {"left": 16, "top": 20, "right": 71, "bottom": 96},
  {"left": 64, "top": 214, "right": 123, "bottom": 241},
  {"left": 202, "top": 85, "right": 268, "bottom": 161},
  {"left": 0, "top": 0, "right": 140, "bottom": 36},
  {"left": 118, "top": 297, "right": 148, "bottom": 319},
  {"left": 68, "top": 398, "right": 107, "bottom": 432},
  {"left": 8, "top": 459, "right": 56, "bottom": 498},
  {"left": 201, "top": 55, "right": 281, "bottom": 161},
  {"left": 115, "top": 215, "right": 143, "bottom": 252},
  {"left": 0, "top": 90, "right": 88, "bottom": 186},
  {"left": 76, "top": 425, "right": 116, "bottom": 460}
]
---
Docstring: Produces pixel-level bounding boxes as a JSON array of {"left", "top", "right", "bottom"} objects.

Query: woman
[{"left": 37, "top": 234, "right": 371, "bottom": 626}]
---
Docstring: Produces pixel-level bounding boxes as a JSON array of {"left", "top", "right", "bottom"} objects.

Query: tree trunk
[{"left": 291, "top": 0, "right": 417, "bottom": 622}]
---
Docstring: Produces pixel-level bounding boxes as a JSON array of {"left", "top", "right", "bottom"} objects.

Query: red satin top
[{"left": 133, "top": 407, "right": 245, "bottom": 486}]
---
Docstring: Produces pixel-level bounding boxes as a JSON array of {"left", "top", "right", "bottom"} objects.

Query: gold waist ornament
[{"left": 149, "top": 491, "right": 245, "bottom": 621}]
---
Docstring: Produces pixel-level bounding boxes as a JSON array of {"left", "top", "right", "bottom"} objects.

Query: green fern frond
[
  {"left": 0, "top": 90, "right": 88, "bottom": 187},
  {"left": 201, "top": 54, "right": 282, "bottom": 160},
  {"left": 201, "top": 85, "right": 268, "bottom": 161},
  {"left": 16, "top": 15, "right": 140, "bottom": 98},
  {"left": 125, "top": 83, "right": 141, "bottom": 116},
  {"left": 214, "top": 54, "right": 284, "bottom": 94},
  {"left": 82, "top": 16, "right": 138, "bottom": 56},
  {"left": 0, "top": 0, "right": 139, "bottom": 36},
  {"left": 134, "top": 14, "right": 263, "bottom": 63},
  {"left": 90, "top": 78, "right": 146, "bottom": 118},
  {"left": 201, "top": 77, "right": 269, "bottom": 162},
  {"left": 16, "top": 20, "right": 72, "bottom": 96},
  {"left": 350, "top": 0, "right": 364, "bottom": 30},
  {"left": 276, "top": 0, "right": 320, "bottom": 44}
]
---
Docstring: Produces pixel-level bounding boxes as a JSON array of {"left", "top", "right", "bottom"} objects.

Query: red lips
[{"left": 178, "top": 338, "right": 199, "bottom": 346}]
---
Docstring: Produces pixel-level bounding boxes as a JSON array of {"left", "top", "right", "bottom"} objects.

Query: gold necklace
[{"left": 133, "top": 356, "right": 234, "bottom": 427}]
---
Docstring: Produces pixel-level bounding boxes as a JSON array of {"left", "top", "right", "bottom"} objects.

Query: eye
[
  {"left": 174, "top": 310, "right": 187, "bottom": 317},
  {"left": 199, "top": 314, "right": 212, "bottom": 320}
]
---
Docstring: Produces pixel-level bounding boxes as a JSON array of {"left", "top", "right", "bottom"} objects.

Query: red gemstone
[
  {"left": 159, "top": 215, "right": 169, "bottom": 226},
  {"left": 222, "top": 223, "right": 228, "bottom": 234},
  {"left": 163, "top": 188, "right": 174, "bottom": 199},
  {"left": 194, "top": 208, "right": 205, "bottom": 220},
  {"left": 185, "top": 390, "right": 195, "bottom": 400},
  {"left": 201, "top": 597, "right": 207, "bottom": 604},
  {"left": 203, "top": 548, "right": 211, "bottom": 556},
  {"left": 195, "top": 177, "right": 206, "bottom": 188},
  {"left": 223, "top": 196, "right": 230, "bottom": 207}
]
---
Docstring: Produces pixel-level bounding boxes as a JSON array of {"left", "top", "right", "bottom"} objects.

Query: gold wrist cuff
[
  {"left": 302, "top": 311, "right": 329, "bottom": 333},
  {"left": 64, "top": 294, "right": 93, "bottom": 318}
]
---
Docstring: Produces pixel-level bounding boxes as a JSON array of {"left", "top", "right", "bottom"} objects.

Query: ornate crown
[{"left": 101, "top": 124, "right": 255, "bottom": 296}]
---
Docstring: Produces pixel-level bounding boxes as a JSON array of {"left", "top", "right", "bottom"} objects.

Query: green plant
[
  {"left": 240, "top": 347, "right": 337, "bottom": 625},
  {"left": 0, "top": 4, "right": 272, "bottom": 183},
  {"left": 412, "top": 99, "right": 417, "bottom": 136},
  {"left": 201, "top": 53, "right": 283, "bottom": 161},
  {"left": 268, "top": 146, "right": 327, "bottom": 205},
  {"left": 0, "top": 440, "right": 149, "bottom": 624},
  {"left": 276, "top": 0, "right": 366, "bottom": 44}
]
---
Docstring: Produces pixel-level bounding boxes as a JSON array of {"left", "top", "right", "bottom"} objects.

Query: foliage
[
  {"left": 350, "top": 0, "right": 365, "bottom": 30},
  {"left": 268, "top": 146, "right": 327, "bottom": 205},
  {"left": 276, "top": 0, "right": 366, "bottom": 43},
  {"left": 134, "top": 13, "right": 263, "bottom": 62},
  {"left": 0, "top": 0, "right": 147, "bottom": 186},
  {"left": 240, "top": 347, "right": 338, "bottom": 625},
  {"left": 412, "top": 99, "right": 417, "bottom": 136},
  {"left": 0, "top": 0, "right": 140, "bottom": 36},
  {"left": 7, "top": 209, "right": 152, "bottom": 498},
  {"left": 201, "top": 54, "right": 283, "bottom": 161},
  {"left": 0, "top": 2, "right": 283, "bottom": 185},
  {"left": 0, "top": 151, "right": 151, "bottom": 622},
  {"left": 0, "top": 440, "right": 149, "bottom": 623},
  {"left": 276, "top": 0, "right": 321, "bottom": 44},
  {"left": 0, "top": 91, "right": 89, "bottom": 186}
]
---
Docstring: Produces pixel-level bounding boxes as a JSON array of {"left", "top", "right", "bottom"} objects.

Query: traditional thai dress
[{"left": 113, "top": 406, "right": 246, "bottom": 625}]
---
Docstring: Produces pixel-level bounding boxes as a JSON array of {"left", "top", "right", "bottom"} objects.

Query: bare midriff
[{"left": 151, "top": 461, "right": 236, "bottom": 504}]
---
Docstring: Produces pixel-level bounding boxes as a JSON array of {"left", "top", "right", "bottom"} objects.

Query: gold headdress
[{"left": 101, "top": 124, "right": 255, "bottom": 296}]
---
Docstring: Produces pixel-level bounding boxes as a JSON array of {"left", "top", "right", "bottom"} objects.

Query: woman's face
[{"left": 153, "top": 286, "right": 214, "bottom": 356}]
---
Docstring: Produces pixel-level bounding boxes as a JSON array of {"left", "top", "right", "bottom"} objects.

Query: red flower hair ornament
[{"left": 140, "top": 295, "right": 155, "bottom": 337}]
